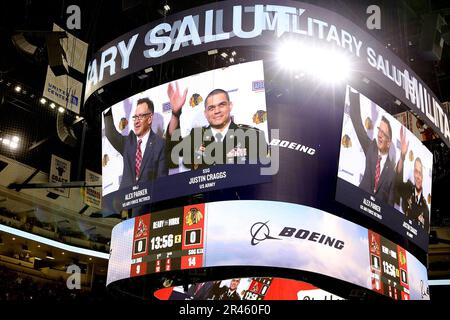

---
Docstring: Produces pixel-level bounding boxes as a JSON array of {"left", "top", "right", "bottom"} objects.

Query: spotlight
[
  {"left": 231, "top": 51, "right": 236, "bottom": 56},
  {"left": 2, "top": 139, "right": 10, "bottom": 146},
  {"left": 12, "top": 136, "right": 19, "bottom": 142},
  {"left": 58, "top": 106, "right": 65, "bottom": 113},
  {"left": 40, "top": 98, "right": 47, "bottom": 105},
  {"left": 220, "top": 52, "right": 228, "bottom": 58},
  {"left": 277, "top": 41, "right": 351, "bottom": 83},
  {"left": 229, "top": 57, "right": 235, "bottom": 63},
  {"left": 50, "top": 103, "right": 56, "bottom": 109},
  {"left": 14, "top": 85, "right": 22, "bottom": 93},
  {"left": 164, "top": 4, "right": 170, "bottom": 11},
  {"left": 10, "top": 142, "right": 18, "bottom": 149}
]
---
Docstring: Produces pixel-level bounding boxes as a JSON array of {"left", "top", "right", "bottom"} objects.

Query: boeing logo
[
  {"left": 250, "top": 221, "right": 345, "bottom": 250},
  {"left": 250, "top": 221, "right": 281, "bottom": 245}
]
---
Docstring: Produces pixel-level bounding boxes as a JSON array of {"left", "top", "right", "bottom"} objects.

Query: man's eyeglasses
[
  {"left": 377, "top": 126, "right": 390, "bottom": 140},
  {"left": 132, "top": 113, "right": 152, "bottom": 121}
]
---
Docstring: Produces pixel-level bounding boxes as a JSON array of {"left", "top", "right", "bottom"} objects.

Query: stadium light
[
  {"left": 40, "top": 98, "right": 47, "bottom": 105},
  {"left": 50, "top": 103, "right": 56, "bottom": 109},
  {"left": 58, "top": 106, "right": 65, "bottom": 113},
  {"left": 14, "top": 85, "right": 21, "bottom": 93},
  {"left": 277, "top": 40, "right": 351, "bottom": 83}
]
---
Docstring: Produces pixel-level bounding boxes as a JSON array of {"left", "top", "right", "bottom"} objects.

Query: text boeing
[{"left": 251, "top": 221, "right": 345, "bottom": 250}]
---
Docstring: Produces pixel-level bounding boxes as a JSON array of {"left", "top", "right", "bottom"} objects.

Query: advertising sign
[
  {"left": 84, "top": 169, "right": 102, "bottom": 209},
  {"left": 107, "top": 200, "right": 429, "bottom": 300},
  {"left": 43, "top": 24, "right": 87, "bottom": 114}
]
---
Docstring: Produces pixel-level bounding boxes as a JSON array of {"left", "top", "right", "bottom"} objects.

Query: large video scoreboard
[
  {"left": 130, "top": 204, "right": 206, "bottom": 277},
  {"left": 108, "top": 200, "right": 429, "bottom": 300}
]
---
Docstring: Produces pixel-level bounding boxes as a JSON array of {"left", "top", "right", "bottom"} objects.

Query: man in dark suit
[
  {"left": 186, "top": 281, "right": 214, "bottom": 300},
  {"left": 104, "top": 98, "right": 168, "bottom": 190},
  {"left": 206, "top": 280, "right": 227, "bottom": 300},
  {"left": 395, "top": 126, "right": 430, "bottom": 231},
  {"left": 349, "top": 90, "right": 395, "bottom": 205},
  {"left": 166, "top": 83, "right": 268, "bottom": 170}
]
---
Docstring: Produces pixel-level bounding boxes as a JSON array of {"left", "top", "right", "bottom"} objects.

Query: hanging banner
[
  {"left": 43, "top": 24, "right": 88, "bottom": 114},
  {"left": 48, "top": 154, "right": 71, "bottom": 198},
  {"left": 84, "top": 169, "right": 102, "bottom": 209}
]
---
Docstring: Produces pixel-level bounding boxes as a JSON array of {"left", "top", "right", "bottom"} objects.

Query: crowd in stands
[
  {"left": 0, "top": 265, "right": 105, "bottom": 301},
  {"left": 12, "top": 251, "right": 33, "bottom": 263},
  {"left": 0, "top": 207, "right": 110, "bottom": 253}
]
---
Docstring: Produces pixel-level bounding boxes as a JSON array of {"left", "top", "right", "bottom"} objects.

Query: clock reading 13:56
[{"left": 150, "top": 234, "right": 182, "bottom": 250}]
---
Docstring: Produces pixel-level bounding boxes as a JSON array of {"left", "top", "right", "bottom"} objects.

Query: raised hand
[
  {"left": 167, "top": 81, "right": 188, "bottom": 116},
  {"left": 400, "top": 126, "right": 409, "bottom": 159}
]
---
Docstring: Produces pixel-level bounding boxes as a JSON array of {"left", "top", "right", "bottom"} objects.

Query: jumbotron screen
[
  {"left": 154, "top": 277, "right": 344, "bottom": 300},
  {"left": 101, "top": 56, "right": 434, "bottom": 251},
  {"left": 336, "top": 85, "right": 433, "bottom": 245},
  {"left": 107, "top": 200, "right": 429, "bottom": 300},
  {"left": 102, "top": 60, "right": 270, "bottom": 211}
]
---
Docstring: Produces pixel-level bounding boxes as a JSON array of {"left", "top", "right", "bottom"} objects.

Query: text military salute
[{"left": 166, "top": 82, "right": 269, "bottom": 170}]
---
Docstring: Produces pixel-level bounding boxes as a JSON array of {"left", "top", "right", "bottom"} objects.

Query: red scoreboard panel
[
  {"left": 368, "top": 230, "right": 410, "bottom": 300},
  {"left": 130, "top": 204, "right": 206, "bottom": 277},
  {"left": 242, "top": 277, "right": 273, "bottom": 300}
]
